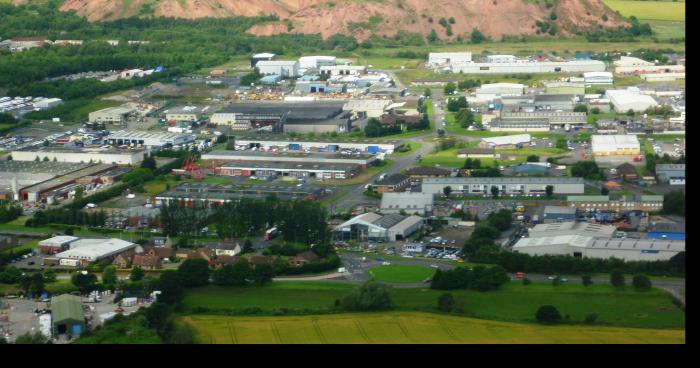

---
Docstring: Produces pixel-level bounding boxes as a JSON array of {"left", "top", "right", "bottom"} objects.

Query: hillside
[{"left": 14, "top": 0, "right": 628, "bottom": 41}]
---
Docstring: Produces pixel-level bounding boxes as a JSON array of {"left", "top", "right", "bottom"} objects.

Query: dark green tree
[
  {"left": 490, "top": 186, "right": 499, "bottom": 198},
  {"left": 437, "top": 293, "right": 455, "bottom": 312},
  {"left": 443, "top": 186, "right": 452, "bottom": 197},
  {"left": 444, "top": 82, "right": 457, "bottom": 95},
  {"left": 582, "top": 274, "right": 593, "bottom": 286},
  {"left": 157, "top": 271, "right": 184, "bottom": 304},
  {"left": 632, "top": 274, "right": 652, "bottom": 291},
  {"left": 177, "top": 259, "right": 210, "bottom": 287},
  {"left": 102, "top": 266, "right": 118, "bottom": 286},
  {"left": 342, "top": 281, "right": 394, "bottom": 311},
  {"left": 545, "top": 185, "right": 554, "bottom": 197},
  {"left": 535, "top": 305, "right": 562, "bottom": 324},
  {"left": 130, "top": 266, "right": 145, "bottom": 282},
  {"left": 213, "top": 261, "right": 252, "bottom": 286},
  {"left": 70, "top": 272, "right": 97, "bottom": 294},
  {"left": 610, "top": 269, "right": 625, "bottom": 287}
]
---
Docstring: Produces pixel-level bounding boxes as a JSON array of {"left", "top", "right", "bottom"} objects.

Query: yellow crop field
[
  {"left": 181, "top": 312, "right": 685, "bottom": 344},
  {"left": 603, "top": 0, "right": 685, "bottom": 22}
]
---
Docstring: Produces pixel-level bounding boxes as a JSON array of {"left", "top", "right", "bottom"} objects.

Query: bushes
[
  {"left": 430, "top": 265, "right": 509, "bottom": 291},
  {"left": 610, "top": 269, "right": 625, "bottom": 288},
  {"left": 535, "top": 305, "right": 562, "bottom": 324},
  {"left": 632, "top": 274, "right": 652, "bottom": 291},
  {"left": 341, "top": 281, "right": 393, "bottom": 311},
  {"left": 437, "top": 293, "right": 455, "bottom": 312}
]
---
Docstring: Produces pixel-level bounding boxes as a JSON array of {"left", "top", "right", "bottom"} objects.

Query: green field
[
  {"left": 420, "top": 147, "right": 527, "bottom": 168},
  {"left": 182, "top": 312, "right": 684, "bottom": 344},
  {"left": 369, "top": 265, "right": 435, "bottom": 283},
  {"left": 603, "top": 0, "right": 685, "bottom": 21},
  {"left": 183, "top": 281, "right": 685, "bottom": 329}
]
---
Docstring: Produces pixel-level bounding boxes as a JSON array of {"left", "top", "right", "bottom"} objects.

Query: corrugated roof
[{"left": 51, "top": 294, "right": 83, "bottom": 324}]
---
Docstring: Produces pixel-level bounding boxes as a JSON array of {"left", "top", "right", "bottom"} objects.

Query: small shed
[{"left": 51, "top": 294, "right": 85, "bottom": 336}]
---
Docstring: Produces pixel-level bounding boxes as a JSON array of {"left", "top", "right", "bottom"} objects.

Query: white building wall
[
  {"left": 451, "top": 60, "right": 606, "bottom": 74},
  {"left": 11, "top": 150, "right": 145, "bottom": 165}
]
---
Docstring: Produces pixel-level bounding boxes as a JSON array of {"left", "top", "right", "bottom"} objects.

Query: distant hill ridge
[{"left": 13, "top": 0, "right": 628, "bottom": 41}]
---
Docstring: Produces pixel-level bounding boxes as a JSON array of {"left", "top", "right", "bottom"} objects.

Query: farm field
[
  {"left": 182, "top": 281, "right": 685, "bottom": 329},
  {"left": 181, "top": 312, "right": 684, "bottom": 344},
  {"left": 369, "top": 265, "right": 435, "bottom": 283},
  {"left": 602, "top": 0, "right": 685, "bottom": 22}
]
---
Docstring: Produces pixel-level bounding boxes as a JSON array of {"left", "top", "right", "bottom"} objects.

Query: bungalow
[
  {"left": 288, "top": 251, "right": 320, "bottom": 267},
  {"left": 249, "top": 255, "right": 275, "bottom": 268},
  {"left": 615, "top": 163, "right": 638, "bottom": 181}
]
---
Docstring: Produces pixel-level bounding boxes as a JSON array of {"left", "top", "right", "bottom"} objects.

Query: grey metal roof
[
  {"left": 372, "top": 214, "right": 406, "bottom": 229},
  {"left": 423, "top": 177, "right": 583, "bottom": 184}
]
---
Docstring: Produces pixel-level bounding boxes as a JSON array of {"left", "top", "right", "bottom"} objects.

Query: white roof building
[
  {"left": 428, "top": 52, "right": 473, "bottom": 66},
  {"left": 528, "top": 222, "right": 617, "bottom": 238},
  {"left": 343, "top": 99, "right": 393, "bottom": 118},
  {"left": 591, "top": 134, "right": 640, "bottom": 156},
  {"left": 39, "top": 236, "right": 79, "bottom": 247},
  {"left": 333, "top": 213, "right": 424, "bottom": 241},
  {"left": 605, "top": 88, "right": 659, "bottom": 112},
  {"left": 256, "top": 60, "right": 300, "bottom": 77},
  {"left": 299, "top": 56, "right": 337, "bottom": 69},
  {"left": 481, "top": 134, "right": 532, "bottom": 147},
  {"left": 54, "top": 238, "right": 136, "bottom": 263},
  {"left": 380, "top": 192, "right": 434, "bottom": 215},
  {"left": 473, "top": 83, "right": 526, "bottom": 102},
  {"left": 583, "top": 71, "right": 613, "bottom": 85},
  {"left": 613, "top": 56, "right": 654, "bottom": 68}
]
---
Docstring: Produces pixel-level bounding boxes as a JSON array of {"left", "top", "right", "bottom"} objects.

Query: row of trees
[
  {"left": 430, "top": 266, "right": 510, "bottom": 291},
  {"left": 461, "top": 209, "right": 513, "bottom": 262},
  {"left": 0, "top": 200, "right": 22, "bottom": 224}
]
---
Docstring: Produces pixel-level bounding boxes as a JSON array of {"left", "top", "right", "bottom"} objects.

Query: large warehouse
[
  {"left": 233, "top": 138, "right": 402, "bottom": 154},
  {"left": 202, "top": 150, "right": 377, "bottom": 167},
  {"left": 12, "top": 146, "right": 148, "bottom": 165},
  {"left": 106, "top": 130, "right": 195, "bottom": 149},
  {"left": 450, "top": 60, "right": 605, "bottom": 74},
  {"left": 46, "top": 237, "right": 136, "bottom": 267},
  {"left": 421, "top": 177, "right": 585, "bottom": 196},
  {"left": 216, "top": 161, "right": 360, "bottom": 180},
  {"left": 479, "top": 134, "right": 532, "bottom": 149},
  {"left": 591, "top": 135, "right": 641, "bottom": 156},
  {"left": 156, "top": 182, "right": 326, "bottom": 205},
  {"left": 490, "top": 111, "right": 587, "bottom": 132},
  {"left": 333, "top": 213, "right": 424, "bottom": 242},
  {"left": 299, "top": 56, "right": 337, "bottom": 69},
  {"left": 428, "top": 52, "right": 473, "bottom": 66},
  {"left": 211, "top": 101, "right": 348, "bottom": 133},
  {"left": 88, "top": 106, "right": 136, "bottom": 125},
  {"left": 605, "top": 88, "right": 659, "bottom": 112},
  {"left": 255, "top": 60, "right": 300, "bottom": 77},
  {"left": 513, "top": 232, "right": 684, "bottom": 261}
]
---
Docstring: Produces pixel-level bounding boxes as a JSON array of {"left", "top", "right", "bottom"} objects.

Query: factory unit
[
  {"left": 528, "top": 222, "right": 617, "bottom": 239},
  {"left": 333, "top": 213, "right": 424, "bottom": 242},
  {"left": 479, "top": 134, "right": 532, "bottom": 149},
  {"left": 566, "top": 195, "right": 664, "bottom": 212},
  {"left": 32, "top": 98, "right": 64, "bottom": 110},
  {"left": 343, "top": 99, "right": 393, "bottom": 119},
  {"left": 591, "top": 135, "right": 640, "bottom": 156},
  {"left": 371, "top": 174, "right": 410, "bottom": 194},
  {"left": 380, "top": 192, "right": 434, "bottom": 215},
  {"left": 299, "top": 56, "right": 337, "bottom": 69},
  {"left": 319, "top": 65, "right": 367, "bottom": 76},
  {"left": 233, "top": 139, "right": 401, "bottom": 154},
  {"left": 0, "top": 161, "right": 96, "bottom": 201},
  {"left": 486, "top": 55, "right": 517, "bottom": 64},
  {"left": 428, "top": 52, "right": 473, "bottom": 66},
  {"left": 606, "top": 87, "right": 659, "bottom": 112},
  {"left": 655, "top": 164, "right": 685, "bottom": 185},
  {"left": 513, "top": 233, "right": 684, "bottom": 261},
  {"left": 283, "top": 114, "right": 352, "bottom": 134},
  {"left": 155, "top": 183, "right": 325, "bottom": 205},
  {"left": 250, "top": 53, "right": 275, "bottom": 67},
  {"left": 471, "top": 83, "right": 526, "bottom": 102},
  {"left": 211, "top": 101, "right": 347, "bottom": 133},
  {"left": 640, "top": 73, "right": 685, "bottom": 82},
  {"left": 542, "top": 206, "right": 577, "bottom": 223},
  {"left": 613, "top": 56, "right": 654, "bottom": 68},
  {"left": 202, "top": 150, "right": 377, "bottom": 167},
  {"left": 421, "top": 177, "right": 585, "bottom": 196},
  {"left": 294, "top": 81, "right": 347, "bottom": 94},
  {"left": 216, "top": 161, "right": 360, "bottom": 180},
  {"left": 583, "top": 72, "right": 614, "bottom": 85},
  {"left": 17, "top": 163, "right": 117, "bottom": 202},
  {"left": 106, "top": 130, "right": 194, "bottom": 149},
  {"left": 490, "top": 111, "right": 587, "bottom": 131},
  {"left": 89, "top": 106, "right": 137, "bottom": 125},
  {"left": 255, "top": 60, "right": 300, "bottom": 77},
  {"left": 39, "top": 235, "right": 79, "bottom": 254},
  {"left": 450, "top": 60, "right": 606, "bottom": 74},
  {"left": 615, "top": 64, "right": 685, "bottom": 75},
  {"left": 51, "top": 294, "right": 85, "bottom": 336},
  {"left": 165, "top": 106, "right": 203, "bottom": 122},
  {"left": 544, "top": 82, "right": 586, "bottom": 95},
  {"left": 45, "top": 237, "right": 137, "bottom": 267},
  {"left": 500, "top": 94, "right": 577, "bottom": 112}
]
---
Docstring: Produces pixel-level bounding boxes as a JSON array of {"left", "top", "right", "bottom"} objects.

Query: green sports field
[
  {"left": 181, "top": 312, "right": 685, "bottom": 344},
  {"left": 369, "top": 265, "right": 436, "bottom": 283}
]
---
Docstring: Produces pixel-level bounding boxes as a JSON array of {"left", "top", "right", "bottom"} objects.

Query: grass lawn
[
  {"left": 602, "top": 0, "right": 685, "bottom": 21},
  {"left": 420, "top": 148, "right": 526, "bottom": 168},
  {"left": 0, "top": 239, "right": 39, "bottom": 255},
  {"left": 182, "top": 280, "right": 684, "bottom": 329},
  {"left": 201, "top": 177, "right": 231, "bottom": 185},
  {"left": 182, "top": 311, "right": 684, "bottom": 344},
  {"left": 390, "top": 141, "right": 423, "bottom": 157},
  {"left": 369, "top": 265, "right": 436, "bottom": 283}
]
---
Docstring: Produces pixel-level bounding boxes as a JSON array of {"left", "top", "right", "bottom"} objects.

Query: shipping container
[
  {"left": 367, "top": 145, "right": 379, "bottom": 154},
  {"left": 288, "top": 143, "right": 301, "bottom": 151}
]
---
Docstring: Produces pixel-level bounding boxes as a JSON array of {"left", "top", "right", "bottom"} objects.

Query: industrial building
[
  {"left": 500, "top": 94, "right": 577, "bottom": 112},
  {"left": 51, "top": 294, "right": 85, "bottom": 336},
  {"left": 613, "top": 57, "right": 685, "bottom": 75},
  {"left": 106, "top": 130, "right": 195, "bottom": 149},
  {"left": 544, "top": 82, "right": 585, "bottom": 95},
  {"left": 655, "top": 164, "right": 685, "bottom": 185},
  {"left": 155, "top": 182, "right": 327, "bottom": 205},
  {"left": 513, "top": 232, "right": 684, "bottom": 261},
  {"left": 165, "top": 106, "right": 203, "bottom": 122},
  {"left": 421, "top": 177, "right": 585, "bottom": 196},
  {"left": 294, "top": 81, "right": 346, "bottom": 94},
  {"left": 479, "top": 134, "right": 532, "bottom": 149},
  {"left": 591, "top": 135, "right": 640, "bottom": 156},
  {"left": 380, "top": 192, "right": 434, "bottom": 215},
  {"left": 299, "top": 56, "right": 337, "bottom": 69},
  {"left": 471, "top": 83, "right": 526, "bottom": 103},
  {"left": 13, "top": 163, "right": 117, "bottom": 202},
  {"left": 343, "top": 99, "right": 393, "bottom": 118},
  {"left": 319, "top": 65, "right": 367, "bottom": 76},
  {"left": 216, "top": 161, "right": 361, "bottom": 180},
  {"left": 606, "top": 88, "right": 659, "bottom": 112},
  {"left": 542, "top": 206, "right": 577, "bottom": 223},
  {"left": 428, "top": 52, "right": 472, "bottom": 66},
  {"left": 0, "top": 161, "right": 97, "bottom": 201},
  {"left": 211, "top": 101, "right": 348, "bottom": 133},
  {"left": 255, "top": 60, "right": 300, "bottom": 77},
  {"left": 450, "top": 59, "right": 605, "bottom": 74},
  {"left": 490, "top": 111, "right": 587, "bottom": 132},
  {"left": 88, "top": 106, "right": 136, "bottom": 125},
  {"left": 583, "top": 71, "right": 614, "bottom": 85},
  {"left": 486, "top": 55, "right": 517, "bottom": 64},
  {"left": 404, "top": 167, "right": 452, "bottom": 178},
  {"left": 457, "top": 148, "right": 497, "bottom": 159},
  {"left": 11, "top": 145, "right": 147, "bottom": 165},
  {"left": 39, "top": 235, "right": 79, "bottom": 254},
  {"left": 529, "top": 222, "right": 617, "bottom": 238},
  {"left": 251, "top": 53, "right": 275, "bottom": 67},
  {"left": 45, "top": 237, "right": 136, "bottom": 267},
  {"left": 203, "top": 150, "right": 377, "bottom": 167},
  {"left": 371, "top": 174, "right": 410, "bottom": 193},
  {"left": 566, "top": 195, "right": 664, "bottom": 212},
  {"left": 640, "top": 73, "right": 685, "bottom": 82},
  {"left": 233, "top": 138, "right": 401, "bottom": 154},
  {"left": 333, "top": 213, "right": 424, "bottom": 242}
]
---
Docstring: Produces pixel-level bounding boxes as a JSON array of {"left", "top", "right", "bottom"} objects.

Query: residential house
[
  {"left": 205, "top": 241, "right": 242, "bottom": 257},
  {"left": 249, "top": 255, "right": 275, "bottom": 268},
  {"left": 132, "top": 254, "right": 162, "bottom": 270},
  {"left": 175, "top": 249, "right": 200, "bottom": 260},
  {"left": 616, "top": 163, "right": 638, "bottom": 181},
  {"left": 112, "top": 251, "right": 134, "bottom": 269},
  {"left": 288, "top": 251, "right": 320, "bottom": 267},
  {"left": 212, "top": 255, "right": 245, "bottom": 269}
]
